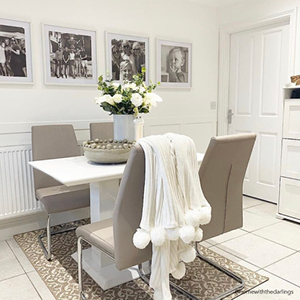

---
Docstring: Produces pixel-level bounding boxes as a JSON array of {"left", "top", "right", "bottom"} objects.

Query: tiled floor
[{"left": 1, "top": 196, "right": 300, "bottom": 299}]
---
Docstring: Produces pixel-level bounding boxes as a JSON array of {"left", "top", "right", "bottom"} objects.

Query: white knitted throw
[{"left": 133, "top": 133, "right": 211, "bottom": 300}]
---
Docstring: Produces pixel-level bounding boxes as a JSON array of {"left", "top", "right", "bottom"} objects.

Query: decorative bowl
[{"left": 83, "top": 138, "right": 135, "bottom": 164}]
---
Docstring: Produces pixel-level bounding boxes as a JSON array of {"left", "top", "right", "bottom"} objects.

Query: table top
[{"left": 29, "top": 153, "right": 204, "bottom": 187}]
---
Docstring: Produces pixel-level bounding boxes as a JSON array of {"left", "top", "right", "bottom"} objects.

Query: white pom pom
[
  {"left": 184, "top": 209, "right": 202, "bottom": 227},
  {"left": 166, "top": 227, "right": 179, "bottom": 240},
  {"left": 133, "top": 228, "right": 151, "bottom": 249},
  {"left": 179, "top": 245, "right": 196, "bottom": 263},
  {"left": 179, "top": 226, "right": 195, "bottom": 244},
  {"left": 194, "top": 227, "right": 203, "bottom": 242},
  {"left": 172, "top": 262, "right": 186, "bottom": 279},
  {"left": 199, "top": 206, "right": 212, "bottom": 225},
  {"left": 151, "top": 227, "right": 166, "bottom": 246}
]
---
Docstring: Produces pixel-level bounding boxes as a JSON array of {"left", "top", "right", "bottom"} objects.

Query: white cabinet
[
  {"left": 279, "top": 94, "right": 300, "bottom": 222},
  {"left": 279, "top": 177, "right": 300, "bottom": 220},
  {"left": 283, "top": 99, "right": 300, "bottom": 139}
]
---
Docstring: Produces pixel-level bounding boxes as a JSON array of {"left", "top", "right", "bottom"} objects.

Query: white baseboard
[{"left": 0, "top": 207, "right": 90, "bottom": 241}]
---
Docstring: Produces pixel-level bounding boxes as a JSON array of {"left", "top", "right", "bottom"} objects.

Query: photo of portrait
[
  {"left": 106, "top": 32, "right": 149, "bottom": 83},
  {"left": 0, "top": 18, "right": 32, "bottom": 83},
  {"left": 43, "top": 24, "right": 97, "bottom": 85},
  {"left": 157, "top": 39, "right": 192, "bottom": 88}
]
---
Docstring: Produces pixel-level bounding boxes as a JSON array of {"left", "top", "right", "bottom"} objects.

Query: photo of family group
[
  {"left": 44, "top": 24, "right": 97, "bottom": 85},
  {"left": 157, "top": 40, "right": 192, "bottom": 88},
  {"left": 106, "top": 33, "right": 149, "bottom": 83},
  {"left": 0, "top": 18, "right": 32, "bottom": 83}
]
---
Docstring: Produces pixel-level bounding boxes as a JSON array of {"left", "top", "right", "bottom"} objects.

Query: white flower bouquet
[{"left": 95, "top": 70, "right": 162, "bottom": 115}]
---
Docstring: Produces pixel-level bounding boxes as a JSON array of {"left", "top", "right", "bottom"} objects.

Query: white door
[{"left": 228, "top": 22, "right": 290, "bottom": 203}]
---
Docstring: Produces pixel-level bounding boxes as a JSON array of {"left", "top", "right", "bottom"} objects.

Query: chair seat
[
  {"left": 76, "top": 218, "right": 115, "bottom": 258},
  {"left": 37, "top": 184, "right": 90, "bottom": 214}
]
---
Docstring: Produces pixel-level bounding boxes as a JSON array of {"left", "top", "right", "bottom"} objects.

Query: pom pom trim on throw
[
  {"left": 172, "top": 262, "right": 186, "bottom": 279},
  {"left": 194, "top": 227, "right": 203, "bottom": 242},
  {"left": 184, "top": 209, "right": 202, "bottom": 227},
  {"left": 179, "top": 245, "right": 196, "bottom": 263},
  {"left": 179, "top": 226, "right": 195, "bottom": 244},
  {"left": 151, "top": 227, "right": 167, "bottom": 246},
  {"left": 198, "top": 206, "right": 212, "bottom": 225},
  {"left": 133, "top": 228, "right": 151, "bottom": 249}
]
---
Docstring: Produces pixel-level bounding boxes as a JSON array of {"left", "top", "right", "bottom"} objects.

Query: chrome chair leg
[
  {"left": 38, "top": 214, "right": 76, "bottom": 261},
  {"left": 138, "top": 243, "right": 245, "bottom": 300},
  {"left": 78, "top": 237, "right": 87, "bottom": 300}
]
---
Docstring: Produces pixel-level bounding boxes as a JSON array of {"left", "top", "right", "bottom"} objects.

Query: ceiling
[{"left": 188, "top": 0, "right": 249, "bottom": 8}]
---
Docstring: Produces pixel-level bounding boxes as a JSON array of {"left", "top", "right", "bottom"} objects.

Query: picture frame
[
  {"left": 43, "top": 24, "right": 97, "bottom": 85},
  {"left": 157, "top": 39, "right": 192, "bottom": 88},
  {"left": 106, "top": 32, "right": 149, "bottom": 84},
  {"left": 0, "top": 18, "right": 33, "bottom": 84}
]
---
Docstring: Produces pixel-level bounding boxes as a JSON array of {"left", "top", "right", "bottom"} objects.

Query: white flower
[
  {"left": 111, "top": 82, "right": 120, "bottom": 89},
  {"left": 131, "top": 93, "right": 143, "bottom": 107},
  {"left": 129, "top": 83, "right": 137, "bottom": 90},
  {"left": 139, "top": 86, "right": 146, "bottom": 93},
  {"left": 123, "top": 83, "right": 130, "bottom": 91},
  {"left": 95, "top": 94, "right": 115, "bottom": 105},
  {"left": 113, "top": 94, "right": 123, "bottom": 103},
  {"left": 144, "top": 93, "right": 163, "bottom": 110}
]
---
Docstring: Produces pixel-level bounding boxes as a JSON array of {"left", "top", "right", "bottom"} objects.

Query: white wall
[
  {"left": 0, "top": 0, "right": 218, "bottom": 149},
  {"left": 0, "top": 0, "right": 219, "bottom": 229}
]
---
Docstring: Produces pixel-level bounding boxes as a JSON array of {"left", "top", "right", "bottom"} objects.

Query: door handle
[{"left": 228, "top": 109, "right": 234, "bottom": 124}]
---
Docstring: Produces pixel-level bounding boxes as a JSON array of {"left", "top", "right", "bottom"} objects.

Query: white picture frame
[
  {"left": 0, "top": 18, "right": 33, "bottom": 84},
  {"left": 106, "top": 32, "right": 149, "bottom": 84},
  {"left": 43, "top": 24, "right": 97, "bottom": 85},
  {"left": 157, "top": 39, "right": 192, "bottom": 88}
]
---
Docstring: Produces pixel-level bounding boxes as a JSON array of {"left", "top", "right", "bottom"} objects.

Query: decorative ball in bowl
[{"left": 83, "top": 138, "right": 135, "bottom": 164}]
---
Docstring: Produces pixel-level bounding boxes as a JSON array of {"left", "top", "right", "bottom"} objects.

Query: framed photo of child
[
  {"left": 106, "top": 32, "right": 149, "bottom": 84},
  {"left": 0, "top": 18, "right": 33, "bottom": 84},
  {"left": 43, "top": 24, "right": 97, "bottom": 85},
  {"left": 157, "top": 39, "right": 192, "bottom": 88}
]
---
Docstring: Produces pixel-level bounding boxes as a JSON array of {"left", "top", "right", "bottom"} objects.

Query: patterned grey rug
[{"left": 14, "top": 220, "right": 268, "bottom": 300}]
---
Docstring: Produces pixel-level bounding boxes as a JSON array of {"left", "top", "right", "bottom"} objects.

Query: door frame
[{"left": 218, "top": 8, "right": 298, "bottom": 135}]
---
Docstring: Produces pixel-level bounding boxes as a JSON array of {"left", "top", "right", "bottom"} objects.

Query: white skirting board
[{"left": 0, "top": 207, "right": 90, "bottom": 241}]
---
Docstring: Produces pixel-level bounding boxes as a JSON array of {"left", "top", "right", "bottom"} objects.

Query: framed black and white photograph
[
  {"left": 106, "top": 32, "right": 149, "bottom": 83},
  {"left": 157, "top": 39, "right": 192, "bottom": 88},
  {"left": 0, "top": 18, "right": 33, "bottom": 84},
  {"left": 43, "top": 24, "right": 97, "bottom": 85}
]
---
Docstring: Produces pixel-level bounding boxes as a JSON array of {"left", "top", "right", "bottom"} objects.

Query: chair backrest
[
  {"left": 200, "top": 133, "right": 256, "bottom": 241},
  {"left": 90, "top": 122, "right": 114, "bottom": 141},
  {"left": 31, "top": 124, "right": 80, "bottom": 191},
  {"left": 113, "top": 144, "right": 151, "bottom": 271}
]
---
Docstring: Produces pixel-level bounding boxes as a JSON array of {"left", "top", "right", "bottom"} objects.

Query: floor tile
[
  {"left": 0, "top": 274, "right": 40, "bottom": 300},
  {"left": 209, "top": 245, "right": 259, "bottom": 271},
  {"left": 245, "top": 202, "right": 278, "bottom": 219},
  {"left": 237, "top": 270, "right": 300, "bottom": 299},
  {"left": 216, "top": 233, "right": 295, "bottom": 268},
  {"left": 27, "top": 271, "right": 55, "bottom": 300},
  {"left": 243, "top": 196, "right": 265, "bottom": 209},
  {"left": 266, "top": 252, "right": 300, "bottom": 286},
  {"left": 7, "top": 238, "right": 35, "bottom": 273},
  {"left": 205, "top": 229, "right": 247, "bottom": 246},
  {"left": 0, "top": 241, "right": 25, "bottom": 282},
  {"left": 0, "top": 240, "right": 15, "bottom": 260},
  {"left": 253, "top": 221, "right": 300, "bottom": 251},
  {"left": 242, "top": 211, "right": 281, "bottom": 232}
]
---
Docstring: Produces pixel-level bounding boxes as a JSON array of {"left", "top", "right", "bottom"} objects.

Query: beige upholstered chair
[
  {"left": 76, "top": 133, "right": 256, "bottom": 299},
  {"left": 89, "top": 122, "right": 114, "bottom": 141},
  {"left": 31, "top": 125, "right": 90, "bottom": 260}
]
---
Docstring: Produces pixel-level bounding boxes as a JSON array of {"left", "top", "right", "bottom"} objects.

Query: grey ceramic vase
[{"left": 113, "top": 114, "right": 135, "bottom": 141}]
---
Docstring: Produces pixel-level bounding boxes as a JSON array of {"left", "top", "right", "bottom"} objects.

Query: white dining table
[{"left": 29, "top": 153, "right": 204, "bottom": 290}]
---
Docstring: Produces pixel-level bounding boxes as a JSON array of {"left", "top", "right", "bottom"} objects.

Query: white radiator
[{"left": 0, "top": 145, "right": 41, "bottom": 218}]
